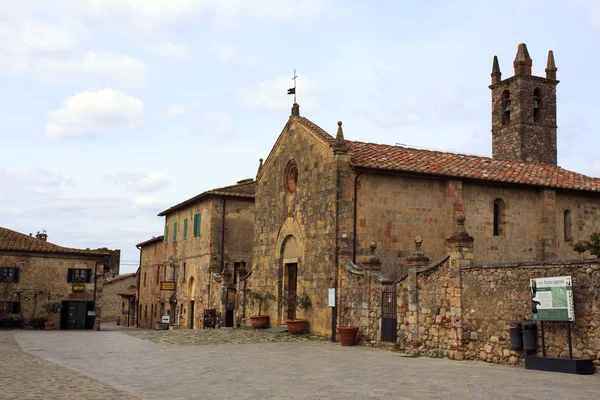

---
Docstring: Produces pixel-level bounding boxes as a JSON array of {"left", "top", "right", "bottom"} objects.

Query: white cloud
[
  {"left": 237, "top": 74, "right": 320, "bottom": 112},
  {"left": 45, "top": 89, "right": 144, "bottom": 138},
  {"left": 165, "top": 105, "right": 186, "bottom": 119},
  {"left": 153, "top": 41, "right": 190, "bottom": 60},
  {"left": 209, "top": 41, "right": 264, "bottom": 69},
  {"left": 104, "top": 172, "right": 171, "bottom": 192},
  {"left": 198, "top": 110, "right": 235, "bottom": 136},
  {"left": 4, "top": 167, "right": 65, "bottom": 187},
  {"left": 134, "top": 196, "right": 157, "bottom": 206},
  {"left": 0, "top": 16, "right": 146, "bottom": 85}
]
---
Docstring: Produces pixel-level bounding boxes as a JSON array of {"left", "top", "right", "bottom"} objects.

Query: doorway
[
  {"left": 189, "top": 300, "right": 195, "bottom": 329},
  {"left": 381, "top": 286, "right": 397, "bottom": 342},
  {"left": 225, "top": 288, "right": 236, "bottom": 327},
  {"left": 286, "top": 263, "right": 297, "bottom": 321},
  {"left": 60, "top": 301, "right": 91, "bottom": 330}
]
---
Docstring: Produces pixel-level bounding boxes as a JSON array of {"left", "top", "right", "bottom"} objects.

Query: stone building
[
  {"left": 137, "top": 179, "right": 255, "bottom": 329},
  {"left": 136, "top": 236, "right": 163, "bottom": 328},
  {"left": 248, "top": 43, "right": 600, "bottom": 340},
  {"left": 0, "top": 227, "right": 112, "bottom": 329},
  {"left": 101, "top": 273, "right": 137, "bottom": 324}
]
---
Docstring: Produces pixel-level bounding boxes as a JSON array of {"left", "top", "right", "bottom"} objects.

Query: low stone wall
[
  {"left": 397, "top": 255, "right": 464, "bottom": 359},
  {"left": 338, "top": 261, "right": 382, "bottom": 342},
  {"left": 462, "top": 261, "right": 600, "bottom": 369}
]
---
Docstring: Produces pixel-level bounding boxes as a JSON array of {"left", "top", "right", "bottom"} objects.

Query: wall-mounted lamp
[{"left": 341, "top": 233, "right": 348, "bottom": 240}]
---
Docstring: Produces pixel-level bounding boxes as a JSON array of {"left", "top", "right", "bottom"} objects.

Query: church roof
[
  {"left": 158, "top": 179, "right": 255, "bottom": 216},
  {"left": 0, "top": 227, "right": 111, "bottom": 256},
  {"left": 296, "top": 116, "right": 600, "bottom": 193}
]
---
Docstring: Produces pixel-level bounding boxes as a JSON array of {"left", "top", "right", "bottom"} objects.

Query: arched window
[
  {"left": 493, "top": 198, "right": 505, "bottom": 236},
  {"left": 564, "top": 209, "right": 572, "bottom": 242},
  {"left": 502, "top": 90, "right": 511, "bottom": 124},
  {"left": 533, "top": 88, "right": 542, "bottom": 122}
]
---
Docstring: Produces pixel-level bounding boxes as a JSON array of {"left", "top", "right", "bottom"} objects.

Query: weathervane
[{"left": 287, "top": 69, "right": 297, "bottom": 103}]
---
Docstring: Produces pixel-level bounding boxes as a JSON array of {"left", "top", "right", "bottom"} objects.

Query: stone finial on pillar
[
  {"left": 513, "top": 43, "right": 532, "bottom": 76},
  {"left": 545, "top": 50, "right": 557, "bottom": 81},
  {"left": 447, "top": 214, "right": 474, "bottom": 261},
  {"left": 491, "top": 55, "right": 502, "bottom": 84},
  {"left": 291, "top": 103, "right": 300, "bottom": 117},
  {"left": 333, "top": 121, "right": 348, "bottom": 154},
  {"left": 406, "top": 236, "right": 429, "bottom": 267},
  {"left": 256, "top": 158, "right": 263, "bottom": 178}
]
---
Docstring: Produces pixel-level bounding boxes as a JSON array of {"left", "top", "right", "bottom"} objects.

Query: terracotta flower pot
[
  {"left": 250, "top": 315, "right": 270, "bottom": 329},
  {"left": 44, "top": 321, "right": 55, "bottom": 331},
  {"left": 337, "top": 326, "right": 359, "bottom": 346},
  {"left": 286, "top": 319, "right": 306, "bottom": 334}
]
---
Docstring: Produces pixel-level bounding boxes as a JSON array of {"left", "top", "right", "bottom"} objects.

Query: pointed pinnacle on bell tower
[
  {"left": 513, "top": 43, "right": 532, "bottom": 76},
  {"left": 491, "top": 55, "right": 502, "bottom": 84},
  {"left": 333, "top": 121, "right": 347, "bottom": 155},
  {"left": 545, "top": 50, "right": 557, "bottom": 80}
]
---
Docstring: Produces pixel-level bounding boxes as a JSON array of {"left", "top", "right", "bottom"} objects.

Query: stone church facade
[{"left": 248, "top": 43, "right": 600, "bottom": 346}]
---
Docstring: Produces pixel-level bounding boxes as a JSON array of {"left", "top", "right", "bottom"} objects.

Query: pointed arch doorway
[
  {"left": 188, "top": 276, "right": 196, "bottom": 329},
  {"left": 281, "top": 235, "right": 300, "bottom": 322}
]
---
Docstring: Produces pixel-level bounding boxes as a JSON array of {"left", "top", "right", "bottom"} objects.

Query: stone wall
[
  {"left": 462, "top": 261, "right": 600, "bottom": 369},
  {"left": 101, "top": 274, "right": 136, "bottom": 322},
  {"left": 138, "top": 238, "right": 163, "bottom": 328},
  {"left": 0, "top": 252, "right": 105, "bottom": 328},
  {"left": 251, "top": 117, "right": 339, "bottom": 334}
]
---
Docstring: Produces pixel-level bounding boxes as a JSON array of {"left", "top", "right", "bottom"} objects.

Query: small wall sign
[
  {"left": 72, "top": 284, "right": 85, "bottom": 292},
  {"left": 87, "top": 311, "right": 96, "bottom": 316},
  {"left": 328, "top": 288, "right": 335, "bottom": 307},
  {"left": 160, "top": 281, "right": 175, "bottom": 290},
  {"left": 161, "top": 316, "right": 170, "bottom": 324},
  {"left": 531, "top": 276, "right": 574, "bottom": 322}
]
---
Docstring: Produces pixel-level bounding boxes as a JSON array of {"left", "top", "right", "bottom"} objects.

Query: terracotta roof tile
[
  {"left": 105, "top": 273, "right": 137, "bottom": 284},
  {"left": 158, "top": 179, "right": 255, "bottom": 216},
  {"left": 0, "top": 227, "right": 111, "bottom": 256},
  {"left": 294, "top": 116, "right": 600, "bottom": 193}
]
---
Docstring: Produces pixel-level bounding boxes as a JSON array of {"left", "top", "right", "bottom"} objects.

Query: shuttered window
[
  {"left": 183, "top": 218, "right": 188, "bottom": 239},
  {"left": 193, "top": 213, "right": 201, "bottom": 237},
  {"left": 164, "top": 224, "right": 168, "bottom": 243},
  {"left": 68, "top": 268, "right": 92, "bottom": 283},
  {"left": 173, "top": 222, "right": 177, "bottom": 242}
]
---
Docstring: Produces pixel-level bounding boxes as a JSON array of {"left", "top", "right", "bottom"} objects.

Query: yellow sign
[
  {"left": 72, "top": 284, "right": 85, "bottom": 292},
  {"left": 161, "top": 281, "right": 175, "bottom": 290}
]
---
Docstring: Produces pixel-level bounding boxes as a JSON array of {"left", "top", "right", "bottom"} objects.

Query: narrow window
[
  {"left": 493, "top": 198, "right": 505, "bottom": 236},
  {"left": 173, "top": 222, "right": 177, "bottom": 242},
  {"left": 144, "top": 305, "right": 147, "bottom": 319},
  {"left": 156, "top": 266, "right": 160, "bottom": 284},
  {"left": 164, "top": 224, "right": 168, "bottom": 243},
  {"left": 564, "top": 210, "right": 572, "bottom": 242},
  {"left": 183, "top": 218, "right": 188, "bottom": 240},
  {"left": 144, "top": 272, "right": 147, "bottom": 287},
  {"left": 502, "top": 90, "right": 511, "bottom": 124},
  {"left": 182, "top": 263, "right": 186, "bottom": 282},
  {"left": 533, "top": 88, "right": 542, "bottom": 122},
  {"left": 193, "top": 213, "right": 201, "bottom": 237},
  {"left": 1, "top": 267, "right": 19, "bottom": 283}
]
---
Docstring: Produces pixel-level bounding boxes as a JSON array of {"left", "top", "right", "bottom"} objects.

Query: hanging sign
[
  {"left": 328, "top": 288, "right": 335, "bottom": 307},
  {"left": 160, "top": 281, "right": 175, "bottom": 290},
  {"left": 530, "top": 276, "right": 574, "bottom": 322},
  {"left": 161, "top": 316, "right": 170, "bottom": 324}
]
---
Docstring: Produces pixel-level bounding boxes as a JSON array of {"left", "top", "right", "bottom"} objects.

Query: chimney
[{"left": 36, "top": 231, "right": 48, "bottom": 242}]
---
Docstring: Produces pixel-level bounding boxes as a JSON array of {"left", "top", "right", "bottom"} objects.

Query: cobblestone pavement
[
  {"left": 0, "top": 332, "right": 139, "bottom": 400},
  {"left": 8, "top": 328, "right": 600, "bottom": 400},
  {"left": 126, "top": 326, "right": 328, "bottom": 346}
]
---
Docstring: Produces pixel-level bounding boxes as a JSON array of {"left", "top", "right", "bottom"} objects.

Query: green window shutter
[
  {"left": 173, "top": 222, "right": 177, "bottom": 242},
  {"left": 67, "top": 268, "right": 73, "bottom": 283},
  {"left": 13, "top": 268, "right": 19, "bottom": 283},
  {"left": 183, "top": 218, "right": 188, "bottom": 239},
  {"left": 193, "top": 214, "right": 198, "bottom": 237},
  {"left": 85, "top": 269, "right": 92, "bottom": 283},
  {"left": 165, "top": 224, "right": 168, "bottom": 243}
]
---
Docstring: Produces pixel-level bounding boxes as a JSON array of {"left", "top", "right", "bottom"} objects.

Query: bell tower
[{"left": 489, "top": 44, "right": 559, "bottom": 165}]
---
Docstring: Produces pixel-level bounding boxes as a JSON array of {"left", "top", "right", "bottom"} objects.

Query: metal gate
[{"left": 381, "top": 286, "right": 397, "bottom": 342}]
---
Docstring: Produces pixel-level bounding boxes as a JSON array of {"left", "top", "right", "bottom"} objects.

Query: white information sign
[
  {"left": 161, "top": 316, "right": 170, "bottom": 324},
  {"left": 530, "top": 276, "right": 574, "bottom": 322},
  {"left": 328, "top": 288, "right": 335, "bottom": 307}
]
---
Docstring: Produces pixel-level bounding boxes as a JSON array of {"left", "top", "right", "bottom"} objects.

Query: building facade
[
  {"left": 101, "top": 273, "right": 137, "bottom": 324},
  {"left": 0, "top": 228, "right": 112, "bottom": 330},
  {"left": 137, "top": 179, "right": 255, "bottom": 329},
  {"left": 248, "top": 43, "right": 600, "bottom": 337}
]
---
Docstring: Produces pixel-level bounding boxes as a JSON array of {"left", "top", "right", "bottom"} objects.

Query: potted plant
[
  {"left": 337, "top": 326, "right": 360, "bottom": 346},
  {"left": 43, "top": 302, "right": 61, "bottom": 330},
  {"left": 283, "top": 292, "right": 311, "bottom": 334},
  {"left": 247, "top": 289, "right": 276, "bottom": 328}
]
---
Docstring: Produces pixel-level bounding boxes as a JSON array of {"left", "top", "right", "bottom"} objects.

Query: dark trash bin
[
  {"left": 509, "top": 321, "right": 523, "bottom": 350},
  {"left": 522, "top": 322, "right": 537, "bottom": 352},
  {"left": 116, "top": 317, "right": 120, "bottom": 326}
]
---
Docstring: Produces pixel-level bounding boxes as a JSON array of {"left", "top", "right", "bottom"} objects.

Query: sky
[{"left": 1, "top": 0, "right": 599, "bottom": 273}]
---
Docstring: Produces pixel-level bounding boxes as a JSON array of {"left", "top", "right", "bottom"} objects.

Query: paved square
[{"left": 3, "top": 327, "right": 600, "bottom": 399}]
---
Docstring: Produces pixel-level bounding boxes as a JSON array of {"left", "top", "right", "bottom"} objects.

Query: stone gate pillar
[{"left": 405, "top": 237, "right": 429, "bottom": 350}]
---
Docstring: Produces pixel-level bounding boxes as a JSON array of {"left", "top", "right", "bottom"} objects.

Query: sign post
[{"left": 328, "top": 288, "right": 336, "bottom": 342}]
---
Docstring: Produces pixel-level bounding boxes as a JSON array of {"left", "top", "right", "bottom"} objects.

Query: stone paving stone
[
  {"left": 0, "top": 332, "right": 140, "bottom": 400},
  {"left": 10, "top": 328, "right": 600, "bottom": 400}
]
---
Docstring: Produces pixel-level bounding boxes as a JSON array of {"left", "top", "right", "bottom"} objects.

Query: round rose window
[{"left": 285, "top": 160, "right": 298, "bottom": 194}]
